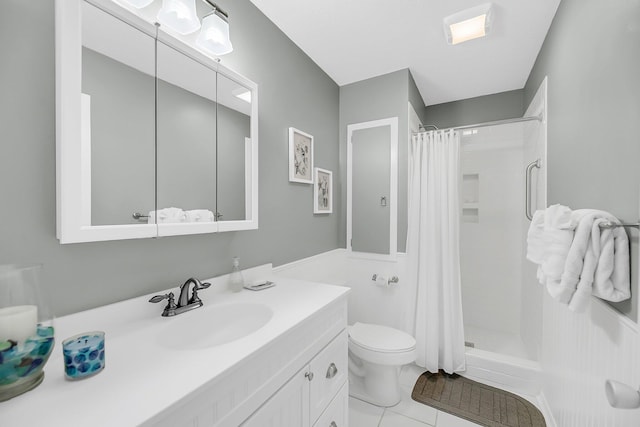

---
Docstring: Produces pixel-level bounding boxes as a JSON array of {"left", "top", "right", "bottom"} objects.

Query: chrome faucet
[{"left": 149, "top": 277, "right": 211, "bottom": 317}]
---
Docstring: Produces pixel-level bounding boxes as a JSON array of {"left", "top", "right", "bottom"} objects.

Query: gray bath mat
[{"left": 411, "top": 371, "right": 546, "bottom": 427}]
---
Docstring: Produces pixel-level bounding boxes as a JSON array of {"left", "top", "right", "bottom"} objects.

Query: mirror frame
[
  {"left": 55, "top": 0, "right": 258, "bottom": 243},
  {"left": 346, "top": 117, "right": 398, "bottom": 260}
]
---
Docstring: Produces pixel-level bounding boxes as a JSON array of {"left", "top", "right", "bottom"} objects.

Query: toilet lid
[{"left": 349, "top": 322, "right": 416, "bottom": 353}]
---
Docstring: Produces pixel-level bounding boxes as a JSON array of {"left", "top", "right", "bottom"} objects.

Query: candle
[
  {"left": 0, "top": 305, "right": 37, "bottom": 343},
  {"left": 62, "top": 331, "right": 105, "bottom": 379}
]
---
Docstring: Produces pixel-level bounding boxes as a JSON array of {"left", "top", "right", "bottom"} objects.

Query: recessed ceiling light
[{"left": 443, "top": 3, "right": 493, "bottom": 45}]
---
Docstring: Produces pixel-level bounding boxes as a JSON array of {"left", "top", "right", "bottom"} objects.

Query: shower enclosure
[{"left": 459, "top": 95, "right": 546, "bottom": 377}]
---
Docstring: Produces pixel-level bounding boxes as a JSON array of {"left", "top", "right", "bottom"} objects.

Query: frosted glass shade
[
  {"left": 196, "top": 12, "right": 233, "bottom": 56},
  {"left": 120, "top": 0, "right": 154, "bottom": 8},
  {"left": 157, "top": 0, "right": 201, "bottom": 35}
]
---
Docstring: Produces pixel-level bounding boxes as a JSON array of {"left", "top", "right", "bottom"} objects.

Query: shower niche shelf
[{"left": 462, "top": 173, "right": 479, "bottom": 223}]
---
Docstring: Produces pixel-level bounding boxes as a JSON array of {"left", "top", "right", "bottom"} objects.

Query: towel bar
[{"left": 599, "top": 221, "right": 640, "bottom": 229}]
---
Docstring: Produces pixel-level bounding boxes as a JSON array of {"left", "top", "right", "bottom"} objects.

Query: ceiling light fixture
[
  {"left": 196, "top": 1, "right": 233, "bottom": 56},
  {"left": 443, "top": 3, "right": 493, "bottom": 45}
]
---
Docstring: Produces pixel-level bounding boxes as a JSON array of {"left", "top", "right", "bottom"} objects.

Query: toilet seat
[
  {"left": 348, "top": 323, "right": 416, "bottom": 366},
  {"left": 349, "top": 322, "right": 416, "bottom": 353}
]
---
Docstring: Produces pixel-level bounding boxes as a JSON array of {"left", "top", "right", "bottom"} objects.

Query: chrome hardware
[
  {"left": 149, "top": 292, "right": 177, "bottom": 317},
  {"left": 330, "top": 422, "right": 337, "bottom": 427},
  {"left": 149, "top": 277, "right": 211, "bottom": 317},
  {"left": 600, "top": 221, "right": 640, "bottom": 229},
  {"left": 525, "top": 158, "right": 541, "bottom": 221},
  {"left": 305, "top": 371, "right": 314, "bottom": 381},
  {"left": 372, "top": 274, "right": 399, "bottom": 285},
  {"left": 380, "top": 196, "right": 387, "bottom": 207},
  {"left": 326, "top": 363, "right": 338, "bottom": 379},
  {"left": 132, "top": 212, "right": 149, "bottom": 221}
]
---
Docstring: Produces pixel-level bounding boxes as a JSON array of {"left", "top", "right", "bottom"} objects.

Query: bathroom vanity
[{"left": 0, "top": 266, "right": 349, "bottom": 427}]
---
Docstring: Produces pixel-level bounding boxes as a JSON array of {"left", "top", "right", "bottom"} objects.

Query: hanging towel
[
  {"left": 556, "top": 210, "right": 615, "bottom": 304},
  {"left": 148, "top": 207, "right": 186, "bottom": 224},
  {"left": 185, "top": 209, "right": 215, "bottom": 222},
  {"left": 526, "top": 210, "right": 546, "bottom": 264},
  {"left": 539, "top": 204, "right": 577, "bottom": 297}
]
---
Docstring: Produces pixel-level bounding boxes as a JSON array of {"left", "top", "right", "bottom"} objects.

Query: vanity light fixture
[
  {"left": 196, "top": 1, "right": 233, "bottom": 56},
  {"left": 157, "top": 0, "right": 201, "bottom": 35},
  {"left": 443, "top": 3, "right": 493, "bottom": 45},
  {"left": 119, "top": 0, "right": 154, "bottom": 8}
]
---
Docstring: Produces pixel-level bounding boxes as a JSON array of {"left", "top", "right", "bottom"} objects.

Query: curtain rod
[{"left": 416, "top": 114, "right": 543, "bottom": 134}]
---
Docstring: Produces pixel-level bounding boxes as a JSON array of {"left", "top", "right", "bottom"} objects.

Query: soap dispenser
[{"left": 229, "top": 256, "right": 244, "bottom": 292}]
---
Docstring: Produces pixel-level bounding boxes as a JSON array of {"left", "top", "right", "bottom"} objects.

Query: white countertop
[{"left": 0, "top": 264, "right": 349, "bottom": 426}]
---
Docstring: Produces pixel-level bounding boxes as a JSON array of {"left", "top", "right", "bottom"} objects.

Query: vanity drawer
[
  {"left": 313, "top": 382, "right": 348, "bottom": 427},
  {"left": 309, "top": 329, "right": 348, "bottom": 423}
]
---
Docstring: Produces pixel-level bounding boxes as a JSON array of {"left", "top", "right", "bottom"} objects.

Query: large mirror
[
  {"left": 55, "top": 0, "right": 258, "bottom": 243},
  {"left": 347, "top": 118, "right": 398, "bottom": 258},
  {"left": 82, "top": 1, "right": 156, "bottom": 227}
]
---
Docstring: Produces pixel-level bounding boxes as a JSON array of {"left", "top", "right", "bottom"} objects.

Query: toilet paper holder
[{"left": 371, "top": 274, "right": 399, "bottom": 286}]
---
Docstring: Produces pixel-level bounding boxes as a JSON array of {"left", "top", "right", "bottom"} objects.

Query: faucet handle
[
  {"left": 149, "top": 292, "right": 177, "bottom": 317},
  {"left": 189, "top": 280, "right": 211, "bottom": 305}
]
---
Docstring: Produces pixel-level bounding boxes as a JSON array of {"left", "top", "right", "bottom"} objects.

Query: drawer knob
[
  {"left": 330, "top": 422, "right": 337, "bottom": 427},
  {"left": 305, "top": 371, "right": 314, "bottom": 381},
  {"left": 326, "top": 362, "right": 338, "bottom": 379}
]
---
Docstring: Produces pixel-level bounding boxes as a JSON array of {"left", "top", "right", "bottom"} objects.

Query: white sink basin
[{"left": 159, "top": 303, "right": 273, "bottom": 350}]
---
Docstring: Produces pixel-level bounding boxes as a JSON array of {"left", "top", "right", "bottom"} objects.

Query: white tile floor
[{"left": 349, "top": 365, "right": 483, "bottom": 427}]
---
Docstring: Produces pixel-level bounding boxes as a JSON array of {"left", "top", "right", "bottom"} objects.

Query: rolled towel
[
  {"left": 526, "top": 210, "right": 545, "bottom": 264},
  {"left": 148, "top": 207, "right": 186, "bottom": 224},
  {"left": 185, "top": 209, "right": 215, "bottom": 223}
]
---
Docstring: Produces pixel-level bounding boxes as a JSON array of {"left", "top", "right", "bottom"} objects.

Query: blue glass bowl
[{"left": 0, "top": 326, "right": 55, "bottom": 401}]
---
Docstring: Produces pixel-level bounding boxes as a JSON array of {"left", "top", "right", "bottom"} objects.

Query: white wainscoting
[{"left": 541, "top": 294, "right": 640, "bottom": 427}]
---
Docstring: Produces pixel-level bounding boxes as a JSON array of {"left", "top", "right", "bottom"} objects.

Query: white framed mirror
[
  {"left": 347, "top": 117, "right": 398, "bottom": 259},
  {"left": 55, "top": 0, "right": 258, "bottom": 243}
]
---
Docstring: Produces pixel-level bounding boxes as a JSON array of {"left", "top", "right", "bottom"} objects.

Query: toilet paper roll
[{"left": 375, "top": 275, "right": 388, "bottom": 286}]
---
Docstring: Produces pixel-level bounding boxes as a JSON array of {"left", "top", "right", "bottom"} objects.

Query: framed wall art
[
  {"left": 288, "top": 127, "right": 314, "bottom": 184},
  {"left": 313, "top": 167, "right": 333, "bottom": 214}
]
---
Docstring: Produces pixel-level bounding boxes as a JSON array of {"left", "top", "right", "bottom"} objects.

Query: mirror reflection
[
  {"left": 216, "top": 73, "right": 252, "bottom": 222},
  {"left": 156, "top": 42, "right": 217, "bottom": 224},
  {"left": 351, "top": 126, "right": 391, "bottom": 254},
  {"left": 81, "top": 2, "right": 155, "bottom": 226}
]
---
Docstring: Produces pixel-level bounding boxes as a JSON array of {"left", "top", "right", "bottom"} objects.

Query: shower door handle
[{"left": 525, "top": 159, "right": 541, "bottom": 221}]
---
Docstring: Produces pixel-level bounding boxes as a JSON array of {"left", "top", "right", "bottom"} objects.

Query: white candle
[{"left": 0, "top": 305, "right": 38, "bottom": 343}]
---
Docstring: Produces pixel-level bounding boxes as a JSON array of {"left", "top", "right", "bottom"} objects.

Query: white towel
[
  {"left": 557, "top": 210, "right": 629, "bottom": 312},
  {"left": 555, "top": 210, "right": 613, "bottom": 304},
  {"left": 148, "top": 207, "right": 186, "bottom": 224},
  {"left": 540, "top": 205, "right": 577, "bottom": 296},
  {"left": 185, "top": 209, "right": 215, "bottom": 223},
  {"left": 526, "top": 210, "right": 546, "bottom": 264}
]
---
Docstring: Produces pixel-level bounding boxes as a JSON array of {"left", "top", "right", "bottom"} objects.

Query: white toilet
[{"left": 348, "top": 322, "right": 417, "bottom": 407}]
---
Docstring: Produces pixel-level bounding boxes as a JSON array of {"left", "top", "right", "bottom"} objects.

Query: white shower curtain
[{"left": 406, "top": 129, "right": 466, "bottom": 374}]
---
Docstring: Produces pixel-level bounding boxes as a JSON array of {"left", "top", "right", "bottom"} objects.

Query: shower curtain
[{"left": 406, "top": 129, "right": 466, "bottom": 374}]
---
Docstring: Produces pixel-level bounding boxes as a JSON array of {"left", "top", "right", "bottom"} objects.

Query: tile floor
[{"left": 349, "top": 364, "right": 483, "bottom": 427}]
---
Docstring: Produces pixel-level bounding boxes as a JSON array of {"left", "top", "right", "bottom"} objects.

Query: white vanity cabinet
[{"left": 242, "top": 330, "right": 348, "bottom": 427}]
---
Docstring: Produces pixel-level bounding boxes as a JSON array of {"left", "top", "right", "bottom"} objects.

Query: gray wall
[
  {"left": 525, "top": 0, "right": 640, "bottom": 321},
  {"left": 1, "top": 0, "right": 339, "bottom": 316},
  {"left": 339, "top": 69, "right": 415, "bottom": 253},
  {"left": 424, "top": 89, "right": 524, "bottom": 129}
]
